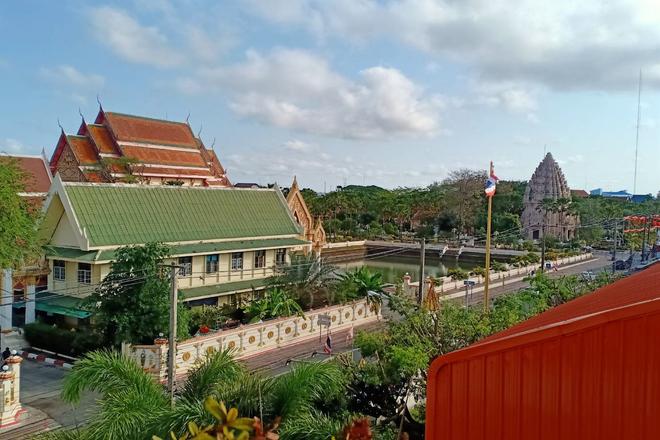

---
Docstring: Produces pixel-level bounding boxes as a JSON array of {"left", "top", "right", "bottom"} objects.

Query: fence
[{"left": 122, "top": 298, "right": 380, "bottom": 381}]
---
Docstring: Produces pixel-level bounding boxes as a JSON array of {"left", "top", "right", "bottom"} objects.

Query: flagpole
[{"left": 484, "top": 162, "right": 494, "bottom": 313}]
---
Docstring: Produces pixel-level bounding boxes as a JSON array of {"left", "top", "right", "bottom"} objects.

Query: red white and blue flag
[
  {"left": 484, "top": 162, "right": 499, "bottom": 197},
  {"left": 324, "top": 333, "right": 333, "bottom": 354}
]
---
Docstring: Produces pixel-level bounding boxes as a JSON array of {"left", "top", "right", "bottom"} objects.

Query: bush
[
  {"left": 447, "top": 268, "right": 469, "bottom": 281},
  {"left": 471, "top": 266, "right": 486, "bottom": 276},
  {"left": 189, "top": 305, "right": 228, "bottom": 332},
  {"left": 491, "top": 261, "right": 508, "bottom": 272},
  {"left": 24, "top": 322, "right": 103, "bottom": 357}
]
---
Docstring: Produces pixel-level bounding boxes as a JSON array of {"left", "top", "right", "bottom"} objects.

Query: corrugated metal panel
[{"left": 427, "top": 265, "right": 660, "bottom": 439}]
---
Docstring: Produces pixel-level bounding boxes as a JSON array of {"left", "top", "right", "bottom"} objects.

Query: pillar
[
  {"left": 0, "top": 356, "right": 23, "bottom": 427},
  {"left": 1, "top": 269, "right": 12, "bottom": 331},
  {"left": 25, "top": 282, "right": 35, "bottom": 325}
]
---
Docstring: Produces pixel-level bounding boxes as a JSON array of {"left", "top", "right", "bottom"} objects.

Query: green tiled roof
[
  {"left": 14, "top": 292, "right": 91, "bottom": 319},
  {"left": 180, "top": 278, "right": 270, "bottom": 300},
  {"left": 65, "top": 184, "right": 301, "bottom": 247},
  {"left": 45, "top": 238, "right": 308, "bottom": 262}
]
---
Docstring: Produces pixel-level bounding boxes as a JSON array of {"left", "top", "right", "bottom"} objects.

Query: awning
[
  {"left": 14, "top": 291, "right": 91, "bottom": 319},
  {"left": 180, "top": 278, "right": 270, "bottom": 301}
]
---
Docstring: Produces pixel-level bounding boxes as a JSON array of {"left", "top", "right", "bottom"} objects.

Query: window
[
  {"left": 205, "top": 254, "right": 219, "bottom": 273},
  {"left": 275, "top": 248, "right": 287, "bottom": 265},
  {"left": 53, "top": 260, "right": 66, "bottom": 281},
  {"left": 254, "top": 250, "right": 266, "bottom": 269},
  {"left": 178, "top": 256, "right": 192, "bottom": 277},
  {"left": 77, "top": 263, "right": 91, "bottom": 285},
  {"left": 231, "top": 252, "right": 244, "bottom": 271}
]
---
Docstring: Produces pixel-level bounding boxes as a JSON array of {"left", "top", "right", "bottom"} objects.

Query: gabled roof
[
  {"left": 44, "top": 177, "right": 303, "bottom": 248},
  {"left": 86, "top": 124, "right": 119, "bottom": 155},
  {"left": 66, "top": 135, "right": 99, "bottom": 165},
  {"left": 3, "top": 154, "right": 52, "bottom": 193},
  {"left": 475, "top": 262, "right": 660, "bottom": 346},
  {"left": 102, "top": 111, "right": 199, "bottom": 149}
]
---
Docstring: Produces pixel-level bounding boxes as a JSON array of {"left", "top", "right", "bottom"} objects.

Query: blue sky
[{"left": 1, "top": 0, "right": 659, "bottom": 194}]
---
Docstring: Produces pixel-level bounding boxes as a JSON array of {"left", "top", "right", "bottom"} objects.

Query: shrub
[
  {"left": 189, "top": 305, "right": 228, "bottom": 332},
  {"left": 447, "top": 268, "right": 469, "bottom": 281},
  {"left": 471, "top": 266, "right": 486, "bottom": 276},
  {"left": 491, "top": 261, "right": 508, "bottom": 272},
  {"left": 24, "top": 322, "right": 103, "bottom": 357}
]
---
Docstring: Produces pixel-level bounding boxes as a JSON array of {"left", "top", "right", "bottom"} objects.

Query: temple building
[
  {"left": 32, "top": 176, "right": 309, "bottom": 322},
  {"left": 285, "top": 177, "right": 326, "bottom": 255},
  {"left": 49, "top": 107, "right": 230, "bottom": 187},
  {"left": 521, "top": 153, "right": 579, "bottom": 241}
]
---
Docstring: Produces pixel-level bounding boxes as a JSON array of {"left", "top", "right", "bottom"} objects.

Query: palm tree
[
  {"left": 338, "top": 267, "right": 386, "bottom": 313},
  {"left": 37, "top": 349, "right": 351, "bottom": 440},
  {"left": 267, "top": 254, "right": 337, "bottom": 309},
  {"left": 244, "top": 288, "right": 304, "bottom": 323}
]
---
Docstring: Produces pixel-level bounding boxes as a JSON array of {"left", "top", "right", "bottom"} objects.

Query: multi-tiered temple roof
[
  {"left": 521, "top": 153, "right": 579, "bottom": 240},
  {"left": 49, "top": 108, "right": 230, "bottom": 187}
]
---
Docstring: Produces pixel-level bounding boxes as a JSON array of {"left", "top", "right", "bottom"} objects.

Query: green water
[{"left": 336, "top": 255, "right": 482, "bottom": 284}]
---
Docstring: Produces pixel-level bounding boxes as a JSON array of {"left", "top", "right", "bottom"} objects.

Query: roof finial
[
  {"left": 211, "top": 137, "right": 216, "bottom": 149},
  {"left": 57, "top": 118, "right": 64, "bottom": 132},
  {"left": 197, "top": 123, "right": 203, "bottom": 138},
  {"left": 186, "top": 112, "right": 190, "bottom": 124},
  {"left": 96, "top": 94, "right": 103, "bottom": 111},
  {"left": 78, "top": 107, "right": 85, "bottom": 122},
  {"left": 292, "top": 175, "right": 299, "bottom": 190}
]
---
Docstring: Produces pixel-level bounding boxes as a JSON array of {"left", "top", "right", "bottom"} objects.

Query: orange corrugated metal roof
[
  {"left": 119, "top": 145, "right": 207, "bottom": 167},
  {"left": 104, "top": 112, "right": 198, "bottom": 148},
  {"left": 8, "top": 155, "right": 52, "bottom": 193},
  {"left": 87, "top": 124, "right": 118, "bottom": 155},
  {"left": 476, "top": 263, "right": 660, "bottom": 345},
  {"left": 66, "top": 136, "right": 98, "bottom": 165},
  {"left": 138, "top": 166, "right": 213, "bottom": 177}
]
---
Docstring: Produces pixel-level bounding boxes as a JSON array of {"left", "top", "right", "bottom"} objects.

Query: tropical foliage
[
  {"left": 37, "top": 349, "right": 354, "bottom": 440},
  {"left": 336, "top": 267, "right": 385, "bottom": 305},
  {"left": 85, "top": 242, "right": 190, "bottom": 346},
  {"left": 0, "top": 156, "right": 41, "bottom": 269},
  {"left": 266, "top": 254, "right": 337, "bottom": 309},
  {"left": 243, "top": 288, "right": 303, "bottom": 323}
]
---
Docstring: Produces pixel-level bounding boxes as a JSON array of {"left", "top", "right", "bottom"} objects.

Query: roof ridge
[
  {"left": 105, "top": 111, "right": 189, "bottom": 126},
  {"left": 62, "top": 181, "right": 275, "bottom": 191}
]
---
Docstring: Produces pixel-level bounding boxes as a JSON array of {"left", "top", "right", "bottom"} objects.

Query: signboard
[{"left": 317, "top": 314, "right": 331, "bottom": 327}]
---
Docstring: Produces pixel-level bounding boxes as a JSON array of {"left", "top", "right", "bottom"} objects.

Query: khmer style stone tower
[{"left": 521, "top": 153, "right": 579, "bottom": 241}]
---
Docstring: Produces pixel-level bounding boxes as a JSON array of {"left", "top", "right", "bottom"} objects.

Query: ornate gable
[{"left": 286, "top": 177, "right": 326, "bottom": 254}]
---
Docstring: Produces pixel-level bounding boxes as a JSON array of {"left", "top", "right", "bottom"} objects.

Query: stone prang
[{"left": 521, "top": 153, "right": 579, "bottom": 241}]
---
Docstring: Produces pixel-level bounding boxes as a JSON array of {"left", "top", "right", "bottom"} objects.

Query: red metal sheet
[{"left": 426, "top": 263, "right": 660, "bottom": 439}]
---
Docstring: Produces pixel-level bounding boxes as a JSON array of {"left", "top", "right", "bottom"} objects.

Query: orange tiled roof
[
  {"left": 104, "top": 112, "right": 198, "bottom": 149},
  {"left": 137, "top": 166, "right": 214, "bottom": 178},
  {"left": 4, "top": 155, "right": 52, "bottom": 193},
  {"left": 66, "top": 136, "right": 99, "bottom": 165},
  {"left": 119, "top": 145, "right": 208, "bottom": 168},
  {"left": 87, "top": 124, "right": 118, "bottom": 155}
]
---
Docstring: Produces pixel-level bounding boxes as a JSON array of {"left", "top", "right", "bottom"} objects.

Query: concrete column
[
  {"left": 25, "top": 283, "right": 35, "bottom": 325},
  {"left": 1, "top": 269, "right": 13, "bottom": 331},
  {"left": 0, "top": 363, "right": 21, "bottom": 427},
  {"left": 6, "top": 353, "right": 22, "bottom": 404}
]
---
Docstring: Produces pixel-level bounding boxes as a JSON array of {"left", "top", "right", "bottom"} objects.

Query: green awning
[
  {"left": 14, "top": 291, "right": 92, "bottom": 319},
  {"left": 180, "top": 278, "right": 270, "bottom": 301},
  {"left": 45, "top": 238, "right": 308, "bottom": 263}
]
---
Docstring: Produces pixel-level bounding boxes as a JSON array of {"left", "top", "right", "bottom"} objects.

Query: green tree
[
  {"left": 267, "top": 254, "right": 337, "bottom": 308},
  {"left": 243, "top": 287, "right": 303, "bottom": 323},
  {"left": 0, "top": 157, "right": 40, "bottom": 269},
  {"left": 85, "top": 243, "right": 189, "bottom": 346},
  {"left": 39, "top": 349, "right": 351, "bottom": 440}
]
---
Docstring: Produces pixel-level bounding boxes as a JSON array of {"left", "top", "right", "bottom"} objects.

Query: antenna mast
[{"left": 633, "top": 70, "right": 642, "bottom": 195}]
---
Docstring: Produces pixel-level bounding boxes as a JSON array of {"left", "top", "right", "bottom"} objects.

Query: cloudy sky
[{"left": 1, "top": 0, "right": 659, "bottom": 193}]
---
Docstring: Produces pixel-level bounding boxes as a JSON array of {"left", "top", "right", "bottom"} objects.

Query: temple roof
[
  {"left": 2, "top": 154, "right": 52, "bottom": 194},
  {"left": 50, "top": 108, "right": 230, "bottom": 186},
  {"left": 102, "top": 111, "right": 199, "bottom": 149}
]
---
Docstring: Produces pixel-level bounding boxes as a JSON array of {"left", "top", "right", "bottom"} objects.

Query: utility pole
[
  {"left": 168, "top": 262, "right": 178, "bottom": 407},
  {"left": 418, "top": 238, "right": 425, "bottom": 305}
]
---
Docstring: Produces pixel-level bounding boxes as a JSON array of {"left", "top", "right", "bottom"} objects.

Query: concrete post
[
  {"left": 1, "top": 269, "right": 13, "bottom": 331},
  {"left": 25, "top": 282, "right": 36, "bottom": 325},
  {"left": 6, "top": 353, "right": 22, "bottom": 404},
  {"left": 0, "top": 358, "right": 23, "bottom": 427}
]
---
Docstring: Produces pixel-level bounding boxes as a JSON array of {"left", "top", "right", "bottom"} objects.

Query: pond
[{"left": 336, "top": 254, "right": 484, "bottom": 284}]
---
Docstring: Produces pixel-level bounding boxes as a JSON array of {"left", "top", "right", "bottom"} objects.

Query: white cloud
[
  {"left": 283, "top": 140, "right": 316, "bottom": 152},
  {"left": 39, "top": 65, "right": 105, "bottom": 89},
  {"left": 180, "top": 48, "right": 440, "bottom": 139},
  {"left": 0, "top": 138, "right": 25, "bottom": 153},
  {"left": 88, "top": 6, "right": 184, "bottom": 67},
  {"left": 244, "top": 0, "right": 660, "bottom": 91}
]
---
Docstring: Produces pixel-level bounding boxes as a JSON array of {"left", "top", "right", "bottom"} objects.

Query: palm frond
[
  {"left": 278, "top": 409, "right": 353, "bottom": 440},
  {"left": 179, "top": 349, "right": 245, "bottom": 401},
  {"left": 32, "top": 427, "right": 92, "bottom": 440},
  {"left": 152, "top": 396, "right": 212, "bottom": 438},
  {"left": 213, "top": 371, "right": 273, "bottom": 420},
  {"left": 269, "top": 362, "right": 345, "bottom": 419},
  {"left": 61, "top": 350, "right": 166, "bottom": 406}
]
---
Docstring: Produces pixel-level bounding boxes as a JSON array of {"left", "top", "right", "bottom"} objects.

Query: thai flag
[
  {"left": 484, "top": 162, "right": 499, "bottom": 197},
  {"left": 324, "top": 334, "right": 333, "bottom": 354}
]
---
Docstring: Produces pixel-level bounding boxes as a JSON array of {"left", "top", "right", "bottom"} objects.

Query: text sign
[{"left": 317, "top": 314, "right": 331, "bottom": 327}]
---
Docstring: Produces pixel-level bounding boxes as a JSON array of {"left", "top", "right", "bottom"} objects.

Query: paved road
[{"left": 21, "top": 361, "right": 96, "bottom": 429}]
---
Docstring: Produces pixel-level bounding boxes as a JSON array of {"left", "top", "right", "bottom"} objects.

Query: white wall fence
[
  {"left": 122, "top": 299, "right": 380, "bottom": 382},
  {"left": 322, "top": 240, "right": 366, "bottom": 249},
  {"left": 404, "top": 253, "right": 593, "bottom": 295}
]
